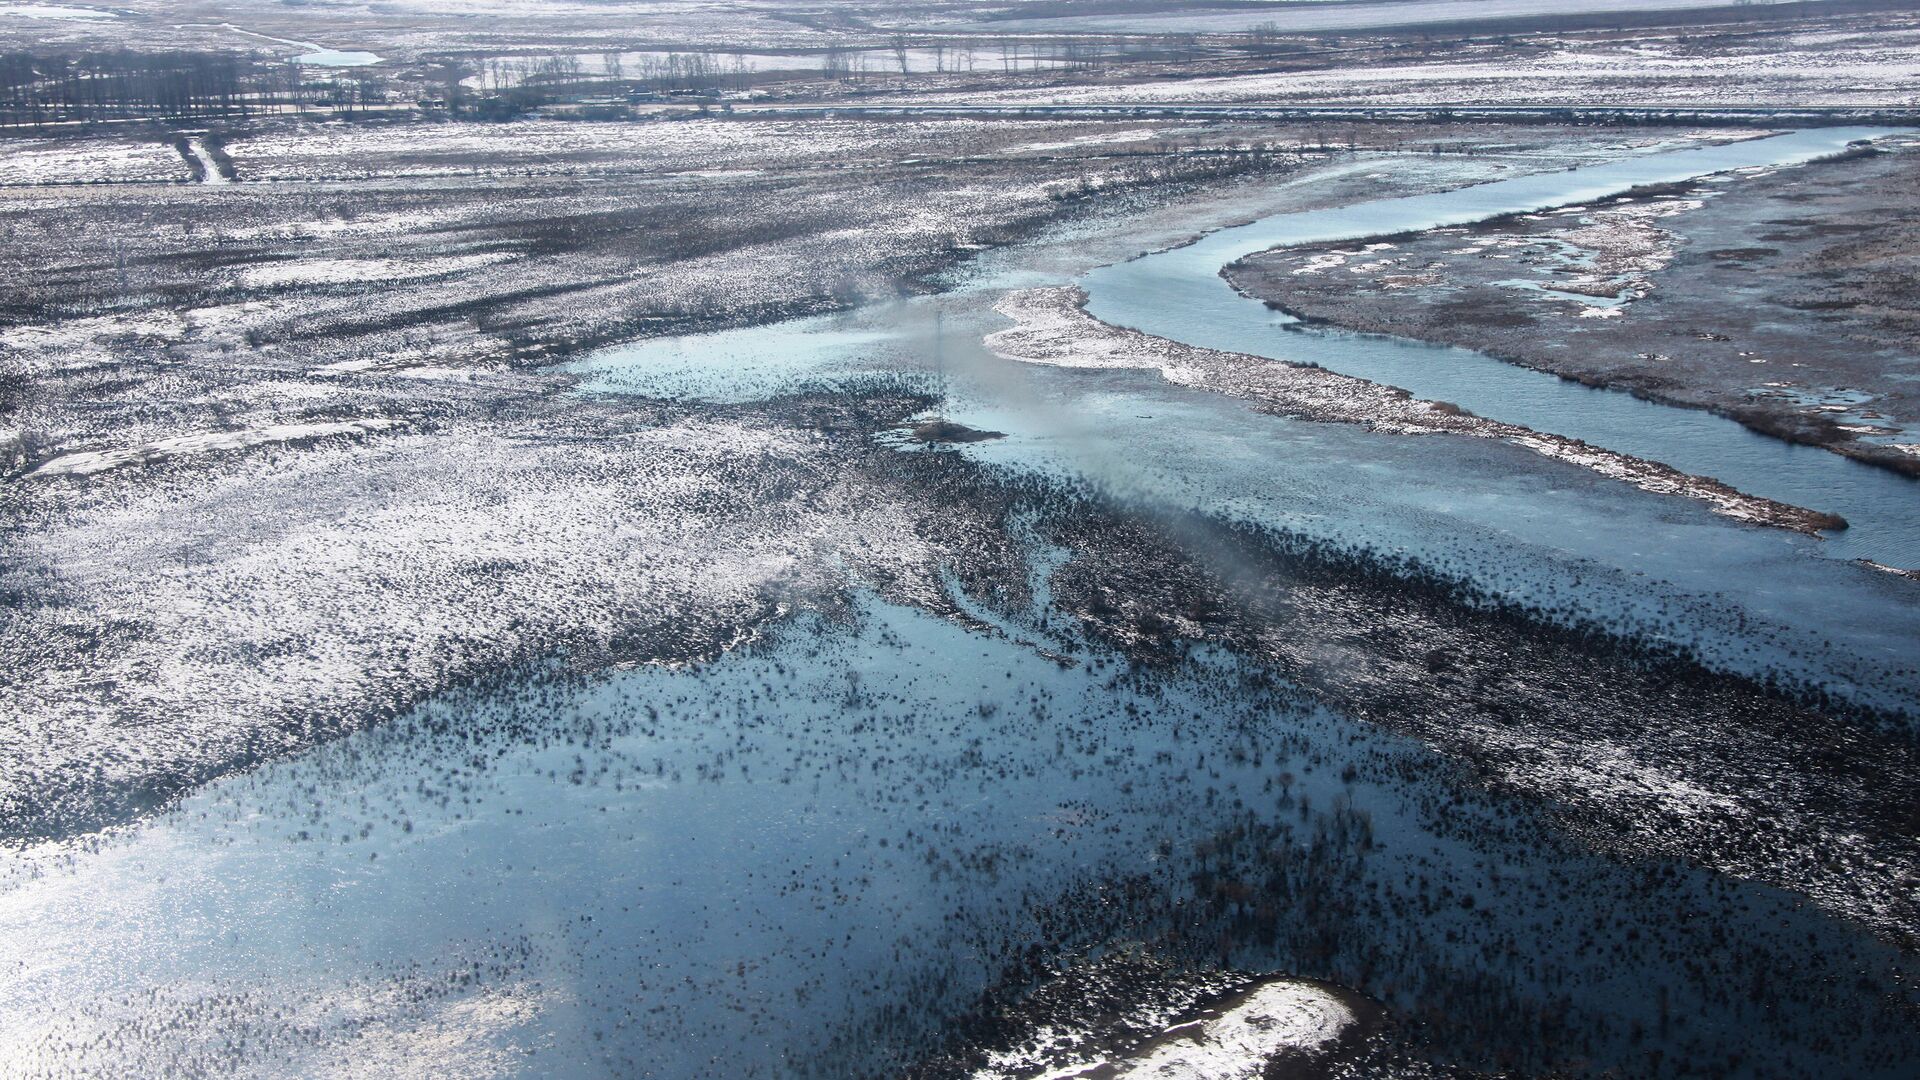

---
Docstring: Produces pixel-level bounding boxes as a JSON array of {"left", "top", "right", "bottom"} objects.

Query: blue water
[
  {"left": 572, "top": 325, "right": 901, "bottom": 403},
  {"left": 6, "top": 598, "right": 1908, "bottom": 1076},
  {"left": 1084, "top": 127, "right": 1920, "bottom": 566}
]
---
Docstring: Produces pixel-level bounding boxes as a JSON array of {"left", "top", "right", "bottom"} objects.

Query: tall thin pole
[{"left": 933, "top": 309, "right": 945, "bottom": 418}]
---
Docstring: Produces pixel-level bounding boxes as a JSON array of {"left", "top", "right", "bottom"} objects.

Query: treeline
[
  {"left": 0, "top": 50, "right": 309, "bottom": 127},
  {"left": 472, "top": 52, "right": 752, "bottom": 95}
]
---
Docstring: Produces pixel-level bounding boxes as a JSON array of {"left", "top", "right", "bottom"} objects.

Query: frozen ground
[
  {"left": 1, "top": 20, "right": 1918, "bottom": 1076},
  {"left": 3, "top": 597, "right": 1914, "bottom": 1077},
  {"left": 880, "top": 20, "right": 1920, "bottom": 109},
  {"left": 0, "top": 0, "right": 1909, "bottom": 123}
]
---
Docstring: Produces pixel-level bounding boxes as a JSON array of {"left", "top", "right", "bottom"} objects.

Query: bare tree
[
  {"left": 821, "top": 44, "right": 851, "bottom": 82},
  {"left": 0, "top": 48, "right": 310, "bottom": 126},
  {"left": 1245, "top": 20, "right": 1282, "bottom": 56}
]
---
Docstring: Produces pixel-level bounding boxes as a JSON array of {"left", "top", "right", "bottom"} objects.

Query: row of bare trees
[
  {"left": 0, "top": 50, "right": 262, "bottom": 125},
  {"left": 824, "top": 28, "right": 1302, "bottom": 82},
  {"left": 0, "top": 23, "right": 1314, "bottom": 127},
  {"left": 0, "top": 50, "right": 377, "bottom": 127},
  {"left": 458, "top": 28, "right": 1304, "bottom": 96},
  {"left": 470, "top": 51, "right": 755, "bottom": 97}
]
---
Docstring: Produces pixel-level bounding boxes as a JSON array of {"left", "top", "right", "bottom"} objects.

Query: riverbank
[
  {"left": 1225, "top": 140, "right": 1920, "bottom": 479},
  {"left": 988, "top": 285, "right": 1848, "bottom": 534}
]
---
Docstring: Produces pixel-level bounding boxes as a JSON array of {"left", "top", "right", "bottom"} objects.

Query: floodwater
[
  {"left": 209, "top": 23, "right": 381, "bottom": 67},
  {"left": 296, "top": 49, "right": 382, "bottom": 68},
  {"left": 1085, "top": 126, "right": 1920, "bottom": 566},
  {"left": 4, "top": 595, "right": 1911, "bottom": 1076},
  {"left": 570, "top": 132, "right": 1920, "bottom": 715},
  {"left": 7, "top": 132, "right": 1919, "bottom": 1078}
]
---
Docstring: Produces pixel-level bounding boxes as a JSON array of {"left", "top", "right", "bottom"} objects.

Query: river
[{"left": 1084, "top": 126, "right": 1919, "bottom": 567}]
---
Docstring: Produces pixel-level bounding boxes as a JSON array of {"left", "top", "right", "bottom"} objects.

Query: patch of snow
[
  {"left": 973, "top": 979, "right": 1354, "bottom": 1080},
  {"left": 237, "top": 253, "right": 513, "bottom": 289},
  {"left": 1290, "top": 252, "right": 1350, "bottom": 274},
  {"left": 188, "top": 139, "right": 228, "bottom": 185},
  {"left": 27, "top": 420, "right": 408, "bottom": 478},
  {"left": 0, "top": 139, "right": 185, "bottom": 185}
]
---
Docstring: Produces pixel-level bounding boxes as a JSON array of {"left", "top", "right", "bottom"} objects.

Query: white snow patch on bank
[
  {"left": 973, "top": 979, "right": 1354, "bottom": 1080},
  {"left": 0, "top": 139, "right": 185, "bottom": 185},
  {"left": 188, "top": 139, "right": 228, "bottom": 185}
]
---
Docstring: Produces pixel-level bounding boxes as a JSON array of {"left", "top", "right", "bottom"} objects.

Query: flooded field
[
  {"left": 7, "top": 126, "right": 1917, "bottom": 1077},
  {"left": 6, "top": 596, "right": 1915, "bottom": 1076}
]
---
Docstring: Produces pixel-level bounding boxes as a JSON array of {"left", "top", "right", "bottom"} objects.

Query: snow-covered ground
[
  {"left": 881, "top": 27, "right": 1920, "bottom": 108},
  {"left": 25, "top": 418, "right": 406, "bottom": 477},
  {"left": 220, "top": 117, "right": 1061, "bottom": 181},
  {"left": 950, "top": 0, "right": 1850, "bottom": 34},
  {"left": 0, "top": 137, "right": 188, "bottom": 185},
  {"left": 236, "top": 252, "right": 514, "bottom": 288}
]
